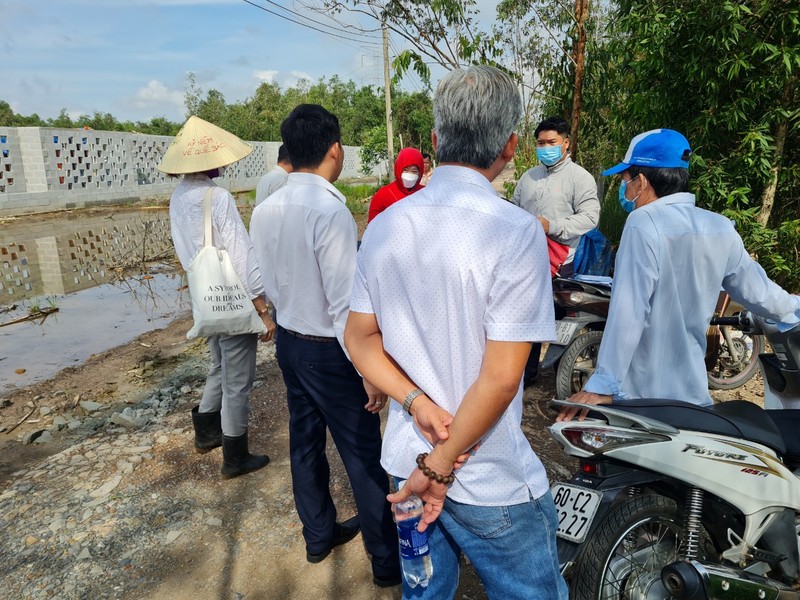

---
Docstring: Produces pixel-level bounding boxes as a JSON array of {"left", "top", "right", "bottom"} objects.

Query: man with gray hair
[{"left": 344, "top": 66, "right": 567, "bottom": 598}]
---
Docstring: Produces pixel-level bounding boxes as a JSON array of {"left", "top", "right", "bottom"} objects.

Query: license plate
[
  {"left": 555, "top": 321, "right": 579, "bottom": 346},
  {"left": 551, "top": 483, "right": 602, "bottom": 543}
]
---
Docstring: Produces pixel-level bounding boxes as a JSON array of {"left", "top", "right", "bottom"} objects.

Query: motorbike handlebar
[{"left": 710, "top": 312, "right": 750, "bottom": 329}]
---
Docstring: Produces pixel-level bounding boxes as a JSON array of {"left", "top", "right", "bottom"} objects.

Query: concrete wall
[{"left": 0, "top": 127, "right": 376, "bottom": 218}]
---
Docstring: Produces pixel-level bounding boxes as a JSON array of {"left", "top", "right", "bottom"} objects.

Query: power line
[
  {"left": 240, "top": 0, "right": 381, "bottom": 47},
  {"left": 257, "top": 0, "right": 380, "bottom": 41},
  {"left": 293, "top": 0, "right": 383, "bottom": 34},
  {"left": 388, "top": 37, "right": 425, "bottom": 94}
]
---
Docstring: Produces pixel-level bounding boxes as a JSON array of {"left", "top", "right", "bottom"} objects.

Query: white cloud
[
  {"left": 252, "top": 70, "right": 314, "bottom": 88},
  {"left": 290, "top": 70, "right": 314, "bottom": 83},
  {"left": 253, "top": 70, "right": 279, "bottom": 83},
  {"left": 132, "top": 80, "right": 184, "bottom": 109}
]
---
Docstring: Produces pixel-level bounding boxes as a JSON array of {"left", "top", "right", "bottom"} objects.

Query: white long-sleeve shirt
[
  {"left": 168, "top": 173, "right": 265, "bottom": 299},
  {"left": 249, "top": 172, "right": 357, "bottom": 354},
  {"left": 585, "top": 192, "right": 800, "bottom": 405}
]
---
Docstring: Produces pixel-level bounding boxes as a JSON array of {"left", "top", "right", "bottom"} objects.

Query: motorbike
[
  {"left": 548, "top": 310, "right": 800, "bottom": 600},
  {"left": 546, "top": 277, "right": 764, "bottom": 399},
  {"left": 543, "top": 276, "right": 611, "bottom": 400}
]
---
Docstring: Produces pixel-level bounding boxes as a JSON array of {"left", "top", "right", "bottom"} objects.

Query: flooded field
[{"left": 0, "top": 208, "right": 189, "bottom": 394}]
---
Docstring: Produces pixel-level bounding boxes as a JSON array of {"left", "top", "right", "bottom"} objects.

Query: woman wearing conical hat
[{"left": 158, "top": 116, "right": 275, "bottom": 479}]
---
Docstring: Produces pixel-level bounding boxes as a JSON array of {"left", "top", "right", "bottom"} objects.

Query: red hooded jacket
[{"left": 368, "top": 148, "right": 424, "bottom": 223}]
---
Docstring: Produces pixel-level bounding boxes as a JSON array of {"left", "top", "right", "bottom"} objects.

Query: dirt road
[
  {"left": 0, "top": 305, "right": 585, "bottom": 600},
  {"left": 0, "top": 194, "right": 764, "bottom": 599}
]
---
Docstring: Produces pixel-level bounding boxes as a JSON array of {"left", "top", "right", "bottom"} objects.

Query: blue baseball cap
[{"left": 602, "top": 129, "right": 692, "bottom": 176}]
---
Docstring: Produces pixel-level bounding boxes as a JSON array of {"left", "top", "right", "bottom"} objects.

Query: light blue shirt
[{"left": 585, "top": 192, "right": 800, "bottom": 405}]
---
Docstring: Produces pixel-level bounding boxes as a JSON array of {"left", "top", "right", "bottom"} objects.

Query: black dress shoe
[
  {"left": 373, "top": 573, "right": 402, "bottom": 588},
  {"left": 306, "top": 516, "right": 361, "bottom": 563}
]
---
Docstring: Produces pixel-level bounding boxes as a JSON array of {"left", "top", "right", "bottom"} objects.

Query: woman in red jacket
[{"left": 368, "top": 147, "right": 424, "bottom": 223}]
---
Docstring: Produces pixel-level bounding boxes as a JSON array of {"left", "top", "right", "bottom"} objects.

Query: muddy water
[{"left": 0, "top": 208, "right": 189, "bottom": 394}]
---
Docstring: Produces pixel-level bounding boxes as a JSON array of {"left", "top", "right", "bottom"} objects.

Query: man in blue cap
[{"left": 558, "top": 128, "right": 800, "bottom": 420}]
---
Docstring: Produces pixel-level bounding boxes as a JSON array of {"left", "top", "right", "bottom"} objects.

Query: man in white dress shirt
[
  {"left": 254, "top": 144, "right": 292, "bottom": 205},
  {"left": 249, "top": 104, "right": 400, "bottom": 587},
  {"left": 345, "top": 66, "right": 567, "bottom": 599}
]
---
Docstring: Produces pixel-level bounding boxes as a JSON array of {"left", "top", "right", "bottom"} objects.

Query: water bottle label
[{"left": 397, "top": 521, "right": 430, "bottom": 560}]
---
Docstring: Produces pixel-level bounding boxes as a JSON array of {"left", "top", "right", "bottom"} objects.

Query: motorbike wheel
[
  {"left": 556, "top": 330, "right": 604, "bottom": 399},
  {"left": 707, "top": 330, "right": 765, "bottom": 390},
  {"left": 570, "top": 494, "right": 714, "bottom": 600}
]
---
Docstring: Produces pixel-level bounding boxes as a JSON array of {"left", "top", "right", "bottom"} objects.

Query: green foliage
[
  {"left": 723, "top": 207, "right": 800, "bottom": 290},
  {"left": 523, "top": 0, "right": 800, "bottom": 288},
  {"left": 360, "top": 125, "right": 390, "bottom": 176},
  {"left": 0, "top": 101, "right": 181, "bottom": 135},
  {"left": 598, "top": 0, "right": 800, "bottom": 286}
]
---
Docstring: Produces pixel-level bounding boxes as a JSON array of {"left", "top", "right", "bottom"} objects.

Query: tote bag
[{"left": 184, "top": 188, "right": 266, "bottom": 340}]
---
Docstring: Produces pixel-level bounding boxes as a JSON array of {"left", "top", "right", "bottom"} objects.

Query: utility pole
[
  {"left": 570, "top": 0, "right": 588, "bottom": 162},
  {"left": 383, "top": 23, "right": 395, "bottom": 181}
]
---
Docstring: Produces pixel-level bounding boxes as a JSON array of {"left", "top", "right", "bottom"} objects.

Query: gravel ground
[{"left": 0, "top": 307, "right": 589, "bottom": 600}]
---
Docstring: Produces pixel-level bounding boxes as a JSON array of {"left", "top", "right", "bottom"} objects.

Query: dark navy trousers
[{"left": 275, "top": 327, "right": 399, "bottom": 577}]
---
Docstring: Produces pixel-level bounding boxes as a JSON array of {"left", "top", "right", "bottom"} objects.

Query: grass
[
  {"left": 235, "top": 183, "right": 377, "bottom": 228},
  {"left": 335, "top": 182, "right": 378, "bottom": 215}
]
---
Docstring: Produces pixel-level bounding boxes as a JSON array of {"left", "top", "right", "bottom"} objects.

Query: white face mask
[{"left": 400, "top": 172, "right": 419, "bottom": 188}]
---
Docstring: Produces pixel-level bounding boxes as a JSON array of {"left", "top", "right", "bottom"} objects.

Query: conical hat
[{"left": 157, "top": 115, "right": 253, "bottom": 174}]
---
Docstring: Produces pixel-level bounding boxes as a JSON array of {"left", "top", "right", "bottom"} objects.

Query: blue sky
[{"left": 3, "top": 0, "right": 475, "bottom": 123}]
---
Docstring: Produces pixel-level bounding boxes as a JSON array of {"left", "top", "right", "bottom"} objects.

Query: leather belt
[{"left": 278, "top": 325, "right": 336, "bottom": 343}]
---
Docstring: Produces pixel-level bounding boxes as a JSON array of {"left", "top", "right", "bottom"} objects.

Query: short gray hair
[{"left": 433, "top": 65, "right": 522, "bottom": 169}]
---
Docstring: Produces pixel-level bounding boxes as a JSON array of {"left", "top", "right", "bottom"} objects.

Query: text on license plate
[
  {"left": 551, "top": 483, "right": 602, "bottom": 543},
  {"left": 555, "top": 321, "right": 579, "bottom": 346}
]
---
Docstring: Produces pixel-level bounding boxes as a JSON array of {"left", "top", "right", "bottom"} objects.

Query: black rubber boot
[
  {"left": 191, "top": 406, "right": 222, "bottom": 453},
  {"left": 221, "top": 430, "right": 269, "bottom": 479}
]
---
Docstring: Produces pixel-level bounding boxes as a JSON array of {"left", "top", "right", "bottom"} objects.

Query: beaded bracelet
[{"left": 416, "top": 452, "right": 455, "bottom": 485}]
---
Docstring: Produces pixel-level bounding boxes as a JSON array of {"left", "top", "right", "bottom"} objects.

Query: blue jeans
[{"left": 399, "top": 488, "right": 567, "bottom": 600}]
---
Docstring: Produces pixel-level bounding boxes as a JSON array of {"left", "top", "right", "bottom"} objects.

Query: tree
[
  {"left": 322, "top": 0, "right": 501, "bottom": 81},
  {"left": 49, "top": 109, "right": 75, "bottom": 129},
  {"left": 587, "top": 0, "right": 800, "bottom": 287}
]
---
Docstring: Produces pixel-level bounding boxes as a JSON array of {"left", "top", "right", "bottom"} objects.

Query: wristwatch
[{"left": 402, "top": 389, "right": 424, "bottom": 414}]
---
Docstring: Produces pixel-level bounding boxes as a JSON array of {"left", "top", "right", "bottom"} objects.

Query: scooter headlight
[
  {"left": 554, "top": 291, "right": 608, "bottom": 308},
  {"left": 562, "top": 427, "right": 669, "bottom": 454}
]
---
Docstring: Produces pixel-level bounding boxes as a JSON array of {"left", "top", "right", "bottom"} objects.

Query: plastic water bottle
[{"left": 394, "top": 494, "right": 433, "bottom": 588}]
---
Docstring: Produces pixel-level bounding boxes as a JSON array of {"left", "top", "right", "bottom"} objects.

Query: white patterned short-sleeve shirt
[{"left": 351, "top": 165, "right": 556, "bottom": 506}]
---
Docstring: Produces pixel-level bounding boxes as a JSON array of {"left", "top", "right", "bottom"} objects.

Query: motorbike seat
[
  {"left": 762, "top": 410, "right": 800, "bottom": 468},
  {"left": 611, "top": 399, "right": 787, "bottom": 455}
]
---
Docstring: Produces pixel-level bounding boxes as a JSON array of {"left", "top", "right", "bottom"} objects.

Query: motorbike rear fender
[
  {"left": 541, "top": 316, "right": 605, "bottom": 370},
  {"left": 556, "top": 463, "right": 668, "bottom": 574}
]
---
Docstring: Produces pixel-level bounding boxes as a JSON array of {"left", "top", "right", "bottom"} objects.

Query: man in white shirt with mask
[{"left": 512, "top": 116, "right": 600, "bottom": 387}]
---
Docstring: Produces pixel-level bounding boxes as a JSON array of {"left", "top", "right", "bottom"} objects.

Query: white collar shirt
[
  {"left": 351, "top": 165, "right": 556, "bottom": 506},
  {"left": 168, "top": 173, "right": 264, "bottom": 299},
  {"left": 585, "top": 192, "right": 800, "bottom": 404},
  {"left": 250, "top": 172, "right": 357, "bottom": 353}
]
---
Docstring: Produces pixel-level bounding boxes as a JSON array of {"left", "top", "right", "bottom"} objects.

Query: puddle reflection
[
  {"left": 0, "top": 269, "right": 189, "bottom": 394},
  {"left": 0, "top": 209, "right": 190, "bottom": 395}
]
